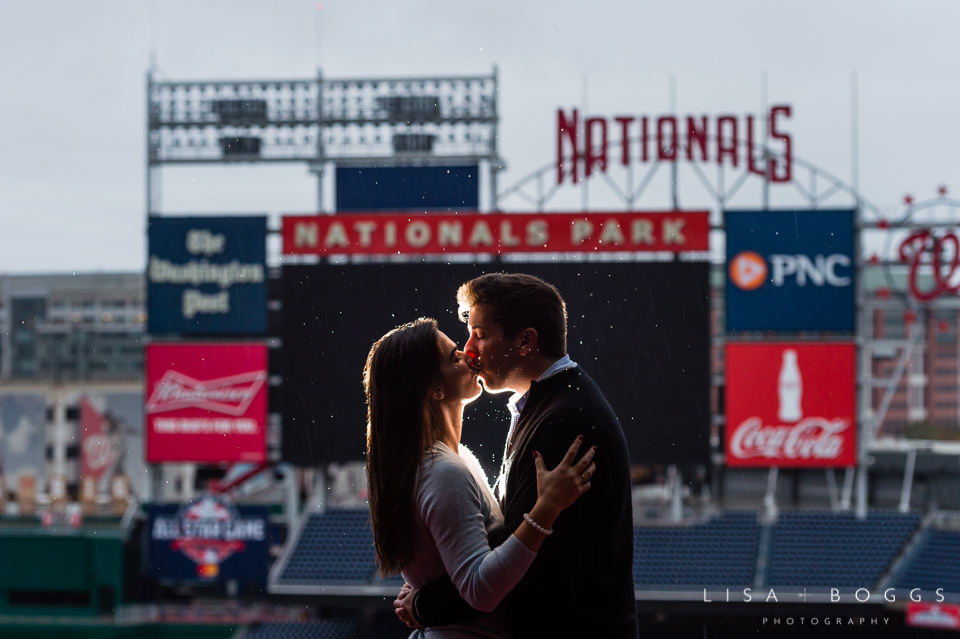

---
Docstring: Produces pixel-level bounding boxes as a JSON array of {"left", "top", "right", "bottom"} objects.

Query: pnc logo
[
  {"left": 729, "top": 251, "right": 768, "bottom": 291},
  {"left": 729, "top": 251, "right": 852, "bottom": 291}
]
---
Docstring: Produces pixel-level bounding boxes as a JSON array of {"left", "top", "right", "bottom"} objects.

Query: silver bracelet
[{"left": 523, "top": 512, "right": 553, "bottom": 536}]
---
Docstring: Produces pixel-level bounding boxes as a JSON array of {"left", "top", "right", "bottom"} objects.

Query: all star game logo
[{"left": 150, "top": 494, "right": 266, "bottom": 578}]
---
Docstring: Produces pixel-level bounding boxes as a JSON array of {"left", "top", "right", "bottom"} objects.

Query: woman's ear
[{"left": 433, "top": 388, "right": 444, "bottom": 400}]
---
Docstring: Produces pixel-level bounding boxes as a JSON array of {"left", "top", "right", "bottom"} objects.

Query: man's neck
[{"left": 508, "top": 355, "right": 563, "bottom": 396}]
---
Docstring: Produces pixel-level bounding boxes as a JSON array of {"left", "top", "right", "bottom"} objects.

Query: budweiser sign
[
  {"left": 725, "top": 343, "right": 856, "bottom": 468},
  {"left": 146, "top": 344, "right": 267, "bottom": 464},
  {"left": 145, "top": 370, "right": 266, "bottom": 416}
]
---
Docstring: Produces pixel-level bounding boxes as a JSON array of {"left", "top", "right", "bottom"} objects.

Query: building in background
[{"left": 0, "top": 273, "right": 145, "bottom": 381}]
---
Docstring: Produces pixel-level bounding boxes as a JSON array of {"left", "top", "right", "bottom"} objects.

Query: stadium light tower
[{"left": 146, "top": 68, "right": 502, "bottom": 215}]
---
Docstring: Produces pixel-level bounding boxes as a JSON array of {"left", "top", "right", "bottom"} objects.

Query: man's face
[{"left": 463, "top": 305, "right": 523, "bottom": 393}]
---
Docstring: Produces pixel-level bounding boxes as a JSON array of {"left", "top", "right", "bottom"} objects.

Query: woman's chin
[{"left": 462, "top": 384, "right": 484, "bottom": 404}]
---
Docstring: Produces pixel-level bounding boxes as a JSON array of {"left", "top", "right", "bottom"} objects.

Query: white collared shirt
[{"left": 495, "top": 355, "right": 578, "bottom": 500}]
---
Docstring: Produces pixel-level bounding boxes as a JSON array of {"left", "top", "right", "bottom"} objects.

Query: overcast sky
[{"left": 1, "top": 0, "right": 958, "bottom": 274}]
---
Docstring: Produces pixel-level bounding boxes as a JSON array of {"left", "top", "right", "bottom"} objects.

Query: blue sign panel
[
  {"left": 726, "top": 210, "right": 855, "bottom": 332},
  {"left": 148, "top": 216, "right": 266, "bottom": 335},
  {"left": 147, "top": 495, "right": 269, "bottom": 584},
  {"left": 336, "top": 165, "right": 479, "bottom": 211}
]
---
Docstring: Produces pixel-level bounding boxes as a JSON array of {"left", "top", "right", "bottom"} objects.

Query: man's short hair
[{"left": 457, "top": 273, "right": 567, "bottom": 358}]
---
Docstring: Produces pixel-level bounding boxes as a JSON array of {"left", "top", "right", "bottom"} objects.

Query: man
[{"left": 397, "top": 273, "right": 638, "bottom": 638}]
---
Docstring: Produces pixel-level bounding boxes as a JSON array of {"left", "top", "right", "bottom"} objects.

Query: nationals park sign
[{"left": 283, "top": 211, "right": 709, "bottom": 255}]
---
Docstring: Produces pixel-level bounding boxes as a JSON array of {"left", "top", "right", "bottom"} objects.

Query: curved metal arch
[{"left": 496, "top": 134, "right": 883, "bottom": 219}]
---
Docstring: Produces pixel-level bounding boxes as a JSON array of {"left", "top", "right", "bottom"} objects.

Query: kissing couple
[{"left": 365, "top": 273, "right": 638, "bottom": 638}]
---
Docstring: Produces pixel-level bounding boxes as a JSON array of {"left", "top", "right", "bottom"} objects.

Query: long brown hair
[{"left": 364, "top": 318, "right": 445, "bottom": 576}]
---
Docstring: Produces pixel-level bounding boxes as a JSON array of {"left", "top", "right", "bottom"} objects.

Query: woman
[{"left": 364, "top": 318, "right": 596, "bottom": 637}]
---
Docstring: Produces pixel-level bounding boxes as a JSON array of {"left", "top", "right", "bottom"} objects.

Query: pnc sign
[
  {"left": 725, "top": 342, "right": 857, "bottom": 468},
  {"left": 726, "top": 210, "right": 855, "bottom": 332}
]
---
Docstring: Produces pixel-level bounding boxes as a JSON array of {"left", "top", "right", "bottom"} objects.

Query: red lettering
[
  {"left": 641, "top": 116, "right": 649, "bottom": 162},
  {"left": 747, "top": 115, "right": 765, "bottom": 177},
  {"left": 557, "top": 109, "right": 579, "bottom": 184},
  {"left": 585, "top": 117, "right": 608, "bottom": 176},
  {"left": 686, "top": 116, "right": 708, "bottom": 162},
  {"left": 769, "top": 105, "right": 792, "bottom": 183},
  {"left": 657, "top": 116, "right": 677, "bottom": 161},
  {"left": 614, "top": 116, "right": 634, "bottom": 166},
  {"left": 717, "top": 116, "right": 738, "bottom": 167}
]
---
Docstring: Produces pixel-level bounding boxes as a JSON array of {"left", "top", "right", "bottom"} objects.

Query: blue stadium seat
[
  {"left": 279, "top": 508, "right": 377, "bottom": 584},
  {"left": 247, "top": 619, "right": 359, "bottom": 639},
  {"left": 891, "top": 529, "right": 960, "bottom": 593},
  {"left": 766, "top": 511, "right": 921, "bottom": 588},
  {"left": 633, "top": 511, "right": 761, "bottom": 587}
]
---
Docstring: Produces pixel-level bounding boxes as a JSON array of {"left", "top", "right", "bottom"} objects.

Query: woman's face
[{"left": 436, "top": 330, "right": 482, "bottom": 405}]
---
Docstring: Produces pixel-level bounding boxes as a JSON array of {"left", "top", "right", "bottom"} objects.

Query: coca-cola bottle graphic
[{"left": 778, "top": 349, "right": 803, "bottom": 423}]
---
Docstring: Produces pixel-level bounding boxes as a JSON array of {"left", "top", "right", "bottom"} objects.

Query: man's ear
[{"left": 516, "top": 328, "right": 538, "bottom": 357}]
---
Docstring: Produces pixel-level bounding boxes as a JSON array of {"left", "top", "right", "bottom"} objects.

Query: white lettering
[
  {"left": 526, "top": 220, "right": 549, "bottom": 246},
  {"left": 571, "top": 219, "right": 594, "bottom": 245},
  {"left": 324, "top": 222, "right": 349, "bottom": 248},
  {"left": 149, "top": 257, "right": 264, "bottom": 288},
  {"left": 182, "top": 289, "right": 229, "bottom": 319},
  {"left": 770, "top": 254, "right": 797, "bottom": 286},
  {"left": 743, "top": 588, "right": 752, "bottom": 602},
  {"left": 385, "top": 222, "right": 397, "bottom": 247},
  {"left": 796, "top": 255, "right": 826, "bottom": 286},
  {"left": 855, "top": 588, "right": 870, "bottom": 602},
  {"left": 468, "top": 221, "right": 495, "bottom": 247},
  {"left": 295, "top": 222, "right": 318, "bottom": 248},
  {"left": 831, "top": 588, "right": 840, "bottom": 602},
  {"left": 663, "top": 218, "right": 686, "bottom": 245},
  {"left": 883, "top": 588, "right": 895, "bottom": 602},
  {"left": 729, "top": 417, "right": 849, "bottom": 461},
  {"left": 438, "top": 221, "right": 462, "bottom": 247},
  {"left": 766, "top": 589, "right": 778, "bottom": 602},
  {"left": 354, "top": 222, "right": 377, "bottom": 247},
  {"left": 599, "top": 219, "right": 626, "bottom": 245},
  {"left": 825, "top": 254, "right": 852, "bottom": 286},
  {"left": 153, "top": 417, "right": 259, "bottom": 435},
  {"left": 910, "top": 588, "right": 921, "bottom": 602},
  {"left": 405, "top": 221, "right": 431, "bottom": 247},
  {"left": 632, "top": 219, "right": 655, "bottom": 245},
  {"left": 186, "top": 229, "right": 226, "bottom": 255},
  {"left": 500, "top": 221, "right": 521, "bottom": 246},
  {"left": 937, "top": 588, "right": 944, "bottom": 602}
]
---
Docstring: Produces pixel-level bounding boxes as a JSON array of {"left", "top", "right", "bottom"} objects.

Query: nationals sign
[
  {"left": 282, "top": 211, "right": 708, "bottom": 255},
  {"left": 145, "top": 343, "right": 267, "bottom": 463},
  {"left": 725, "top": 343, "right": 856, "bottom": 468}
]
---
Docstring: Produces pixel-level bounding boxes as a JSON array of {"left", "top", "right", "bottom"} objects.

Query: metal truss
[{"left": 495, "top": 134, "right": 883, "bottom": 219}]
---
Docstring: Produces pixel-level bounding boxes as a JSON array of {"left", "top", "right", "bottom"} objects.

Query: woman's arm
[{"left": 400, "top": 438, "right": 596, "bottom": 620}]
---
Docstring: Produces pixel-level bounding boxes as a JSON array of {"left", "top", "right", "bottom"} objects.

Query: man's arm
[{"left": 407, "top": 576, "right": 484, "bottom": 627}]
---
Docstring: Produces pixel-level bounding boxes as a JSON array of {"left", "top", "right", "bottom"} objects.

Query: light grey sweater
[{"left": 402, "top": 442, "right": 536, "bottom": 639}]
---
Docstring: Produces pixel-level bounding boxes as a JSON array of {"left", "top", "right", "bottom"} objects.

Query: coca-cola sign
[
  {"left": 725, "top": 343, "right": 856, "bottom": 467},
  {"left": 146, "top": 344, "right": 267, "bottom": 463}
]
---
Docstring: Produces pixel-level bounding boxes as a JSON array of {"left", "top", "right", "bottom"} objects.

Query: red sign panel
[
  {"left": 906, "top": 602, "right": 960, "bottom": 630},
  {"left": 725, "top": 343, "right": 856, "bottom": 468},
  {"left": 282, "top": 211, "right": 709, "bottom": 255},
  {"left": 146, "top": 343, "right": 267, "bottom": 463},
  {"left": 80, "top": 398, "right": 119, "bottom": 482}
]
